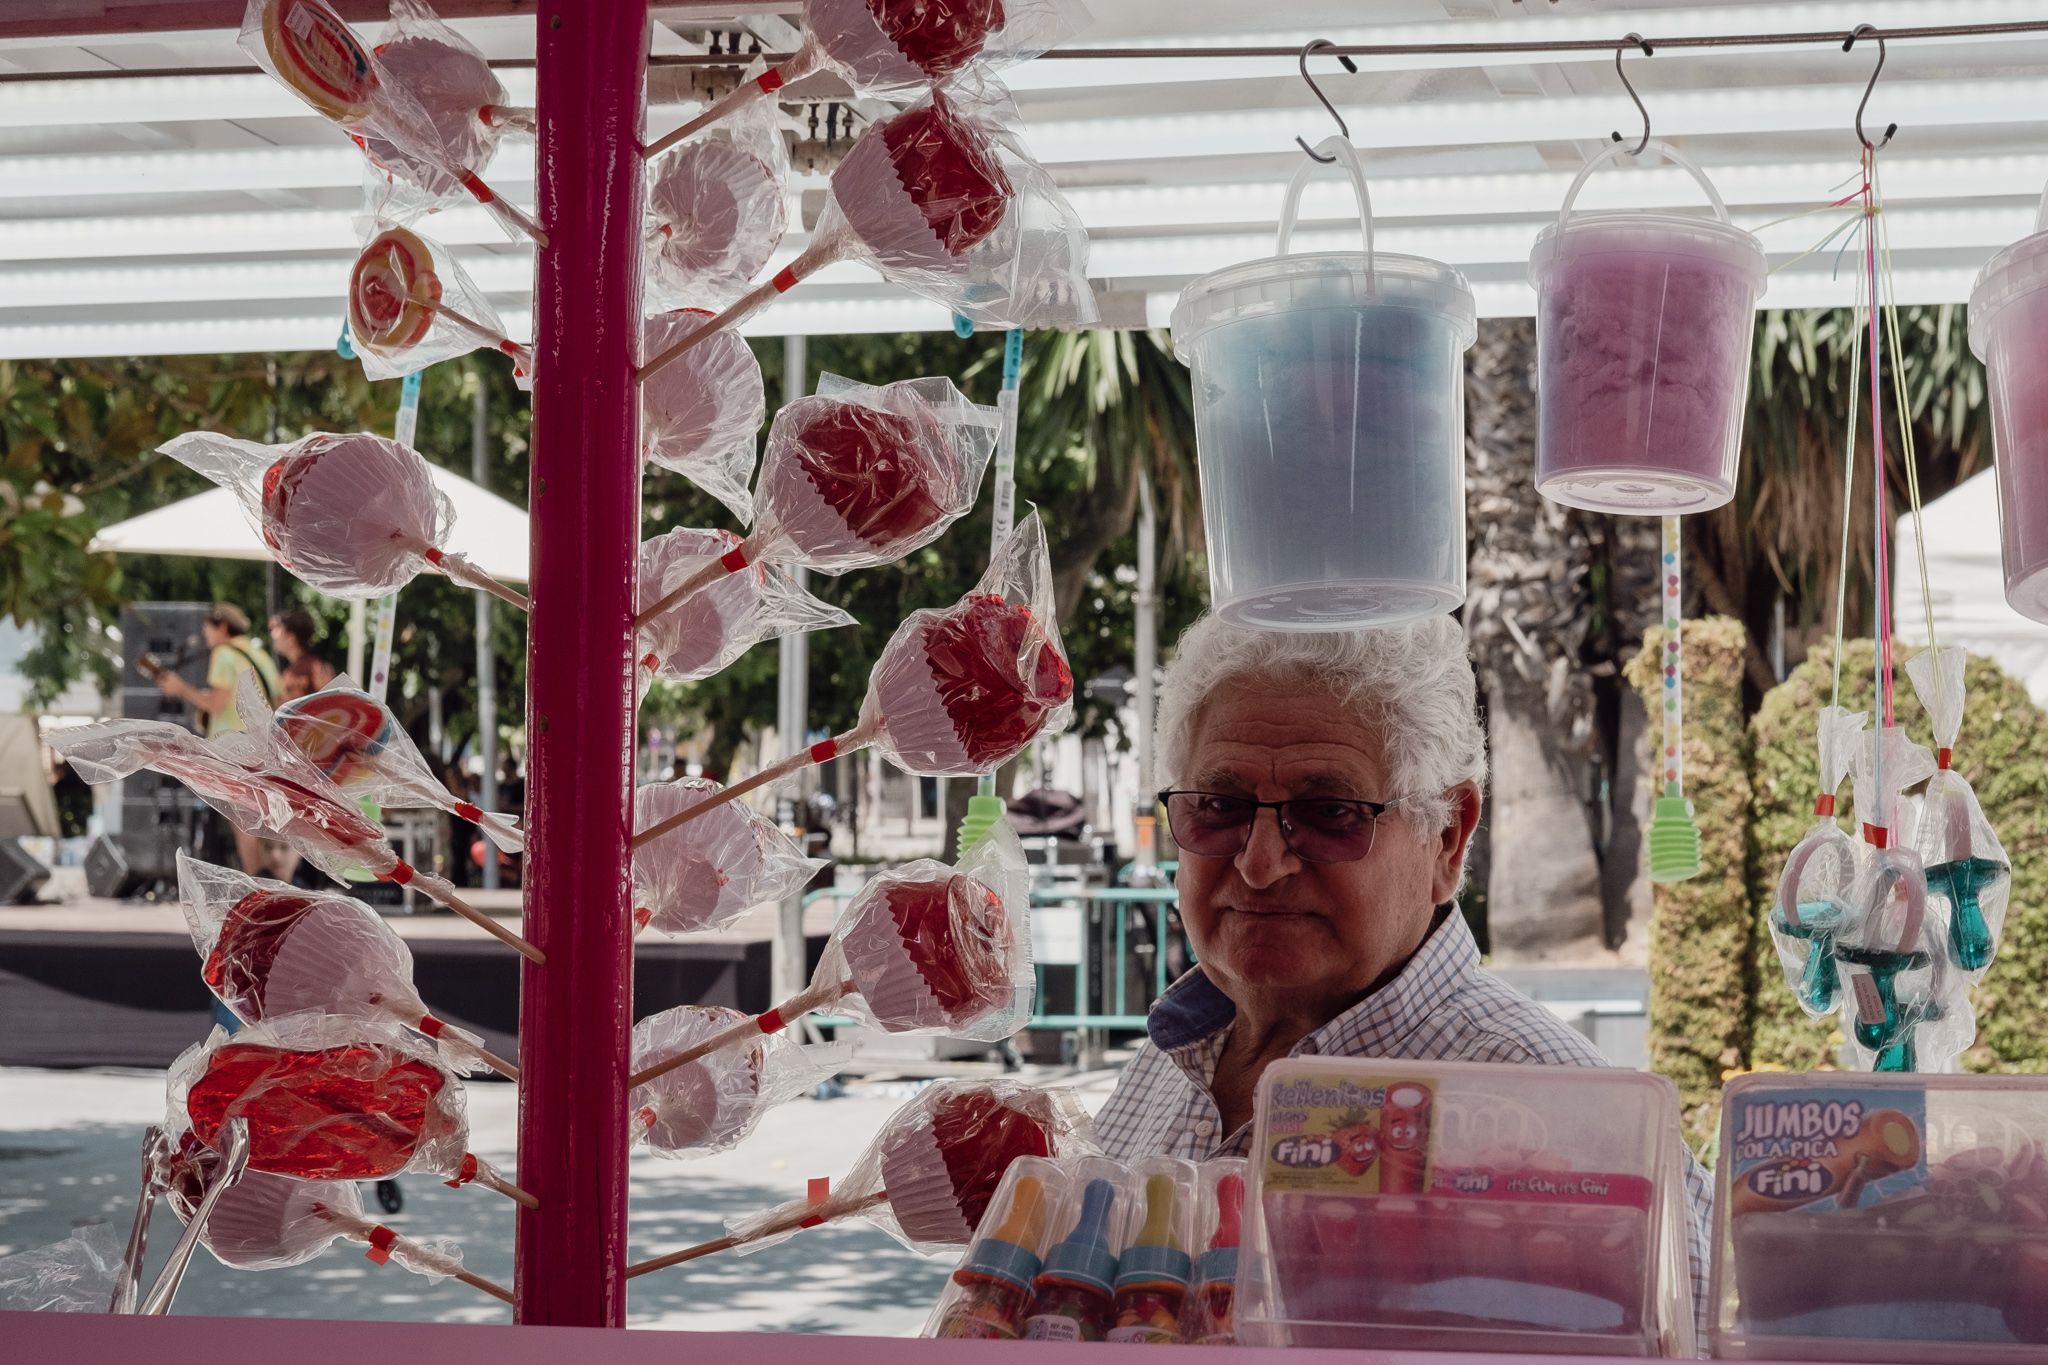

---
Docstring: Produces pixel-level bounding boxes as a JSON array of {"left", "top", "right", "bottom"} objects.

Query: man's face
[
  {"left": 1173, "top": 675, "right": 1476, "bottom": 1009},
  {"left": 202, "top": 621, "right": 229, "bottom": 647},
  {"left": 268, "top": 618, "right": 290, "bottom": 656}
]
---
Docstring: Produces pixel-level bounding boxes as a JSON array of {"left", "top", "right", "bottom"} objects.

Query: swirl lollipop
[
  {"left": 628, "top": 1005, "right": 839, "bottom": 1159},
  {"left": 645, "top": 92, "right": 789, "bottom": 310},
  {"left": 629, "top": 823, "right": 1030, "bottom": 1091},
  {"left": 275, "top": 679, "right": 523, "bottom": 853},
  {"left": 157, "top": 1129, "right": 508, "bottom": 1300},
  {"left": 644, "top": 0, "right": 1088, "bottom": 154},
  {"left": 349, "top": 225, "right": 532, "bottom": 384},
  {"left": 169, "top": 1014, "right": 533, "bottom": 1205},
  {"left": 629, "top": 1079, "right": 1091, "bottom": 1278},
  {"left": 632, "top": 777, "right": 824, "bottom": 936},
  {"left": 48, "top": 673, "right": 542, "bottom": 963},
  {"left": 640, "top": 312, "right": 764, "bottom": 522},
  {"left": 640, "top": 79, "right": 1094, "bottom": 381},
  {"left": 238, "top": 0, "right": 543, "bottom": 243},
  {"left": 159, "top": 430, "right": 529, "bottom": 609},
  {"left": 176, "top": 854, "right": 517, "bottom": 1079},
  {"left": 634, "top": 375, "right": 996, "bottom": 629},
  {"left": 633, "top": 515, "right": 1065, "bottom": 846}
]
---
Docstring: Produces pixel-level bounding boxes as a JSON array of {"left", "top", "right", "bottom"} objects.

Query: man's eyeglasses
[{"left": 1157, "top": 789, "right": 1409, "bottom": 865}]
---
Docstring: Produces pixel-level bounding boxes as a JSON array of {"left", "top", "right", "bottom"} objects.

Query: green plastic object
[
  {"left": 1647, "top": 794, "right": 1701, "bottom": 883},
  {"left": 958, "top": 794, "right": 1009, "bottom": 856}
]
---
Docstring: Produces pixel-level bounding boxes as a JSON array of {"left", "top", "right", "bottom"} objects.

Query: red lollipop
[
  {"left": 626, "top": 1079, "right": 1091, "bottom": 1278},
  {"left": 169, "top": 1015, "right": 531, "bottom": 1205}
]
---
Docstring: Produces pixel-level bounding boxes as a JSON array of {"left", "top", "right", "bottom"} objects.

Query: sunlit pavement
[{"left": 0, "top": 1064, "right": 1122, "bottom": 1334}]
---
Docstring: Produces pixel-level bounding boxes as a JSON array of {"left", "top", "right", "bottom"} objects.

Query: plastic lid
[
  {"left": 1171, "top": 250, "right": 1478, "bottom": 360},
  {"left": 1037, "top": 1239, "right": 1117, "bottom": 1295},
  {"left": 1193, "top": 1246, "right": 1239, "bottom": 1290},
  {"left": 960, "top": 1237, "right": 1043, "bottom": 1293},
  {"left": 1968, "top": 227, "right": 2048, "bottom": 359},
  {"left": 1114, "top": 1243, "right": 1193, "bottom": 1292},
  {"left": 1529, "top": 211, "right": 1767, "bottom": 293}
]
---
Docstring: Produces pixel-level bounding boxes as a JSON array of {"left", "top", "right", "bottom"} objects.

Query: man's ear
[{"left": 1429, "top": 781, "right": 1483, "bottom": 905}]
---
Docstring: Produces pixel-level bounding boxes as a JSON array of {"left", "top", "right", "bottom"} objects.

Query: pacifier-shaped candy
[
  {"left": 1907, "top": 645, "right": 2012, "bottom": 974},
  {"left": 1769, "top": 705, "right": 1866, "bottom": 1016}
]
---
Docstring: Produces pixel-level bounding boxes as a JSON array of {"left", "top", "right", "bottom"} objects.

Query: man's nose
[{"left": 1234, "top": 806, "right": 1299, "bottom": 888}]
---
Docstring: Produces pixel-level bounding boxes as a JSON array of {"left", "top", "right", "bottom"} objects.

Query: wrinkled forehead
[{"left": 1181, "top": 671, "right": 1392, "bottom": 797}]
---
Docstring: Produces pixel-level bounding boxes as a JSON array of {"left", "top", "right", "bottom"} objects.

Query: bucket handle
[
  {"left": 1277, "top": 134, "right": 1375, "bottom": 284},
  {"left": 1555, "top": 138, "right": 1730, "bottom": 237}
]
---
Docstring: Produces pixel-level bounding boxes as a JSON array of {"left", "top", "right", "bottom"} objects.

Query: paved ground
[{"left": 0, "top": 1064, "right": 1122, "bottom": 1334}]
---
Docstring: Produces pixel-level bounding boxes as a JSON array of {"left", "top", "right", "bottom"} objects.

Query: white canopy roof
[
  {"left": 1894, "top": 468, "right": 2048, "bottom": 705},
  {"left": 89, "top": 460, "right": 531, "bottom": 582},
  {"left": 4, "top": 1, "right": 2048, "bottom": 358}
]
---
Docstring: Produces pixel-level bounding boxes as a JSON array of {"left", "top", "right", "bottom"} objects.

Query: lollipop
[
  {"left": 633, "top": 777, "right": 825, "bottom": 936},
  {"left": 629, "top": 823, "right": 1030, "bottom": 1091},
  {"left": 157, "top": 1131, "right": 507, "bottom": 1301},
  {"left": 169, "top": 1014, "right": 533, "bottom": 1205},
  {"left": 238, "top": 0, "right": 544, "bottom": 244},
  {"left": 48, "top": 674, "right": 542, "bottom": 963},
  {"left": 644, "top": 0, "right": 1086, "bottom": 154},
  {"left": 638, "top": 528, "right": 853, "bottom": 686},
  {"left": 628, "top": 1005, "right": 839, "bottom": 1158},
  {"left": 640, "top": 314, "right": 764, "bottom": 524},
  {"left": 357, "top": 1, "right": 516, "bottom": 211},
  {"left": 631, "top": 514, "right": 1063, "bottom": 845},
  {"left": 627, "top": 1079, "right": 1091, "bottom": 1277},
  {"left": 177, "top": 854, "right": 518, "bottom": 1079},
  {"left": 1907, "top": 645, "right": 2012, "bottom": 975},
  {"left": 639, "top": 79, "right": 1094, "bottom": 382},
  {"left": 160, "top": 430, "right": 529, "bottom": 609},
  {"left": 275, "top": 678, "right": 524, "bottom": 853},
  {"left": 1768, "top": 705, "right": 1866, "bottom": 1017},
  {"left": 633, "top": 374, "right": 995, "bottom": 628},
  {"left": 349, "top": 225, "right": 532, "bottom": 384},
  {"left": 645, "top": 93, "right": 789, "bottom": 310}
]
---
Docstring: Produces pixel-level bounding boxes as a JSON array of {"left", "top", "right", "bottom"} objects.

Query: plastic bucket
[
  {"left": 1171, "top": 136, "right": 1476, "bottom": 630},
  {"left": 1529, "top": 141, "right": 1766, "bottom": 515},
  {"left": 1969, "top": 189, "right": 2048, "bottom": 623}
]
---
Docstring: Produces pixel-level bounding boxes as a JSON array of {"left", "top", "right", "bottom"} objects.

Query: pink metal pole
[{"left": 516, "top": 0, "right": 647, "bottom": 1328}]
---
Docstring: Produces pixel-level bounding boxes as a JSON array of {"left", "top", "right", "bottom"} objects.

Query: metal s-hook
[
  {"left": 1295, "top": 38, "right": 1358, "bottom": 163},
  {"left": 1844, "top": 24, "right": 1898, "bottom": 149},
  {"left": 1609, "top": 33, "right": 1654, "bottom": 154}
]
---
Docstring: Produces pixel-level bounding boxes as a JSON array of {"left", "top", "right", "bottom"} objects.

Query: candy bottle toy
[
  {"left": 1180, "top": 1160, "right": 1245, "bottom": 1345},
  {"left": 1024, "top": 1169, "right": 1123, "bottom": 1341},
  {"left": 1108, "top": 1162, "right": 1197, "bottom": 1343},
  {"left": 933, "top": 1161, "right": 1058, "bottom": 1339}
]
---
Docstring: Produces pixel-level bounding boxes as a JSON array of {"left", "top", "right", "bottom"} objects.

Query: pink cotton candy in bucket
[{"left": 1970, "top": 202, "right": 2048, "bottom": 623}]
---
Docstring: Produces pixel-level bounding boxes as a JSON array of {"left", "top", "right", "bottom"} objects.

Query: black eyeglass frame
[{"left": 1155, "top": 788, "right": 1411, "bottom": 865}]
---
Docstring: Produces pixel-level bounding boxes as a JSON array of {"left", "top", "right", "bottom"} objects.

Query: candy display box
[
  {"left": 1712, "top": 1072, "right": 2048, "bottom": 1363},
  {"left": 1236, "top": 1057, "right": 1695, "bottom": 1357}
]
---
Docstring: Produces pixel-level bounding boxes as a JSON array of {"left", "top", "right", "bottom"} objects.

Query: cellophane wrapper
[
  {"left": 863, "top": 511, "right": 1073, "bottom": 776},
  {"left": 156, "top": 1123, "right": 362, "bottom": 1270},
  {"left": 1180, "top": 1157, "right": 1249, "bottom": 1345},
  {"left": 632, "top": 777, "right": 826, "bottom": 935},
  {"left": 921, "top": 1154, "right": 1069, "bottom": 1339},
  {"left": 1768, "top": 705, "right": 1867, "bottom": 1018},
  {"left": 814, "top": 821, "right": 1033, "bottom": 1040},
  {"left": 158, "top": 430, "right": 461, "bottom": 598},
  {"left": 639, "top": 529, "right": 853, "bottom": 686},
  {"left": 166, "top": 1013, "right": 474, "bottom": 1184},
  {"left": 1833, "top": 844, "right": 1976, "bottom": 1073},
  {"left": 274, "top": 677, "right": 523, "bottom": 852},
  {"left": 645, "top": 83, "right": 789, "bottom": 310},
  {"left": 237, "top": 1, "right": 442, "bottom": 158},
  {"left": 0, "top": 1223, "right": 122, "bottom": 1312},
  {"left": 628, "top": 1004, "right": 843, "bottom": 1158},
  {"left": 347, "top": 219, "right": 529, "bottom": 384},
  {"left": 640, "top": 316, "right": 765, "bottom": 524},
  {"left": 817, "top": 74, "right": 1095, "bottom": 330},
  {"left": 356, "top": 0, "right": 508, "bottom": 214},
  {"left": 175, "top": 853, "right": 493, "bottom": 1074},
  {"left": 1848, "top": 724, "right": 1936, "bottom": 852},
  {"left": 727, "top": 1078, "right": 1094, "bottom": 1255},
  {"left": 753, "top": 372, "right": 997, "bottom": 574},
  {"left": 1907, "top": 644, "right": 2011, "bottom": 980},
  {"left": 49, "top": 673, "right": 405, "bottom": 888},
  {"left": 805, "top": 0, "right": 1091, "bottom": 97}
]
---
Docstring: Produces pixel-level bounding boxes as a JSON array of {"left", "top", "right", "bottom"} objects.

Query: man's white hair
[{"left": 1156, "top": 613, "right": 1489, "bottom": 835}]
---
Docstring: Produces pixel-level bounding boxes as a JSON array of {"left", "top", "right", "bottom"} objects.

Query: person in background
[
  {"left": 149, "top": 602, "right": 282, "bottom": 876},
  {"left": 269, "top": 606, "right": 337, "bottom": 701}
]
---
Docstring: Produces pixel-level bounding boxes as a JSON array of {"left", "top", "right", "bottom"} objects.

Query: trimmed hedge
[
  {"left": 1624, "top": 616, "right": 1754, "bottom": 1150},
  {"left": 1748, "top": 641, "right": 2048, "bottom": 1074}
]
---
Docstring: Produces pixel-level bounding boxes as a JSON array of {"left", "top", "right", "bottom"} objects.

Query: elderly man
[{"left": 1093, "top": 612, "right": 1712, "bottom": 1340}]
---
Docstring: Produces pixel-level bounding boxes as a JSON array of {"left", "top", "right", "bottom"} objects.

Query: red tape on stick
[
  {"left": 771, "top": 266, "right": 799, "bottom": 293},
  {"left": 1938, "top": 747, "right": 1954, "bottom": 770},
  {"left": 758, "top": 1008, "right": 788, "bottom": 1035},
  {"left": 457, "top": 169, "right": 497, "bottom": 205},
  {"left": 419, "top": 1014, "right": 447, "bottom": 1040},
  {"left": 366, "top": 1224, "right": 398, "bottom": 1265},
  {"left": 387, "top": 861, "right": 416, "bottom": 886},
  {"left": 798, "top": 1177, "right": 831, "bottom": 1228},
  {"left": 808, "top": 739, "right": 839, "bottom": 763},
  {"left": 757, "top": 68, "right": 786, "bottom": 94},
  {"left": 423, "top": 547, "right": 446, "bottom": 566},
  {"left": 454, "top": 802, "right": 484, "bottom": 822},
  {"left": 1862, "top": 823, "right": 1891, "bottom": 849},
  {"left": 718, "top": 546, "right": 751, "bottom": 573},
  {"left": 446, "top": 1152, "right": 479, "bottom": 1189},
  {"left": 1814, "top": 794, "right": 1836, "bottom": 817}
]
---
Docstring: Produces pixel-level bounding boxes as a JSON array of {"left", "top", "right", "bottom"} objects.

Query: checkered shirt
[{"left": 1091, "top": 909, "right": 1715, "bottom": 1350}]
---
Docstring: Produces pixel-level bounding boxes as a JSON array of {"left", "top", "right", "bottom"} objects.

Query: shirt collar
[{"left": 1146, "top": 906, "right": 1479, "bottom": 1058}]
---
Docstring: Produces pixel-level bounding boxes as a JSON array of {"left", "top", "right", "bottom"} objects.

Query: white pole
[
  {"left": 773, "top": 334, "right": 810, "bottom": 1003},
  {"left": 1134, "top": 468, "right": 1159, "bottom": 880}
]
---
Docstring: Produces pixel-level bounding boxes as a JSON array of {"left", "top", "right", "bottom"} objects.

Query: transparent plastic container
[
  {"left": 1714, "top": 1071, "right": 2048, "bottom": 1363},
  {"left": 1238, "top": 1056, "right": 1695, "bottom": 1357},
  {"left": 1969, "top": 191, "right": 2048, "bottom": 624},
  {"left": 1171, "top": 134, "right": 1476, "bottom": 629},
  {"left": 1529, "top": 141, "right": 1766, "bottom": 515}
]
